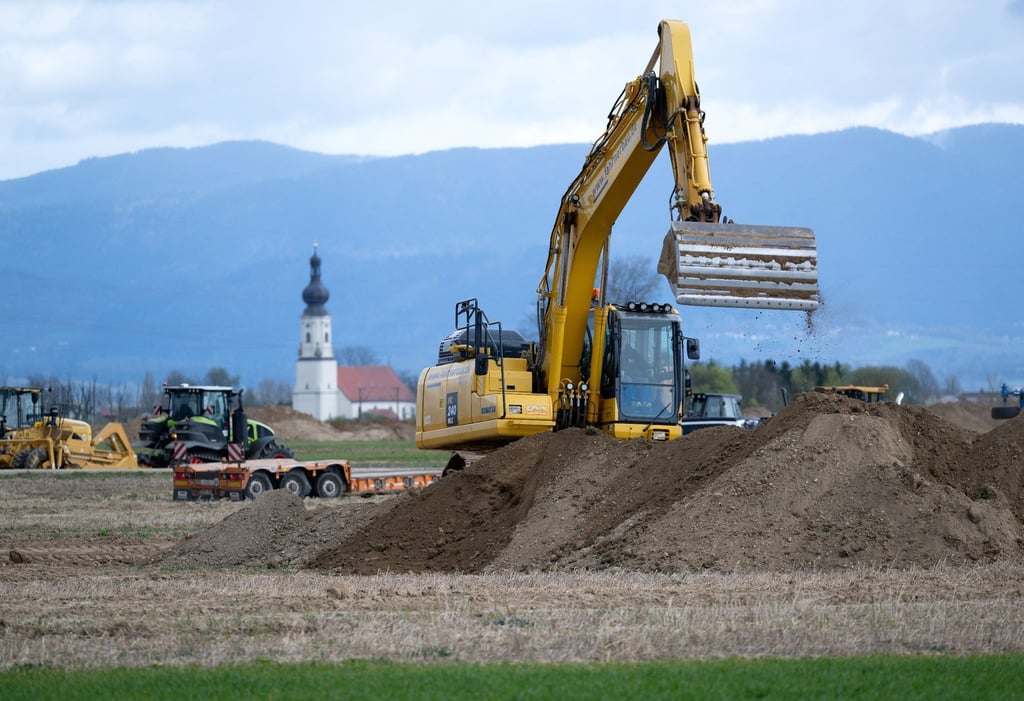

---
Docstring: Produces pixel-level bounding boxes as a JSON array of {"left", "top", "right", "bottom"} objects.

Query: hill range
[{"left": 1, "top": 124, "right": 1022, "bottom": 393}]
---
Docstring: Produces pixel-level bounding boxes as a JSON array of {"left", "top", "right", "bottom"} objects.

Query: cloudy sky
[{"left": 2, "top": 0, "right": 1023, "bottom": 180}]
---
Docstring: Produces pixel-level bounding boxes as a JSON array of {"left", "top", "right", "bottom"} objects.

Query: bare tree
[
  {"left": 605, "top": 255, "right": 660, "bottom": 303},
  {"left": 905, "top": 359, "right": 939, "bottom": 402},
  {"left": 395, "top": 369, "right": 419, "bottom": 394},
  {"left": 204, "top": 367, "right": 240, "bottom": 387},
  {"left": 72, "top": 377, "right": 100, "bottom": 423},
  {"left": 252, "top": 378, "right": 293, "bottom": 406},
  {"left": 139, "top": 372, "right": 160, "bottom": 413},
  {"left": 338, "top": 345, "right": 380, "bottom": 366},
  {"left": 943, "top": 375, "right": 963, "bottom": 398},
  {"left": 164, "top": 370, "right": 196, "bottom": 386},
  {"left": 107, "top": 383, "right": 133, "bottom": 422}
]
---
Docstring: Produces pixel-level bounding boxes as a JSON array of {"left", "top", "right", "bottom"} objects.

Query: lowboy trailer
[{"left": 172, "top": 458, "right": 441, "bottom": 502}]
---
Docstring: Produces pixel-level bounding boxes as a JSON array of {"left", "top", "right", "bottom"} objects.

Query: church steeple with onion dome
[
  {"left": 293, "top": 243, "right": 338, "bottom": 420},
  {"left": 302, "top": 245, "right": 330, "bottom": 316}
]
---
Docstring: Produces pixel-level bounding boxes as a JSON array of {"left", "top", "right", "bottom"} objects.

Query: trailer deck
[{"left": 172, "top": 458, "right": 441, "bottom": 501}]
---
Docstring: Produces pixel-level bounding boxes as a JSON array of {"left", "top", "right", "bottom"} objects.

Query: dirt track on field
[
  {"left": 156, "top": 394, "right": 1024, "bottom": 575},
  {"left": 5, "top": 396, "right": 1024, "bottom": 668}
]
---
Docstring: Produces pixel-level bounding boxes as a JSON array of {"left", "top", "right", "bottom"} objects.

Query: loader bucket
[{"left": 658, "top": 221, "right": 819, "bottom": 311}]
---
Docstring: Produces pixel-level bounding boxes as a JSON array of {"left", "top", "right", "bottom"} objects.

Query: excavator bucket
[{"left": 658, "top": 221, "right": 819, "bottom": 311}]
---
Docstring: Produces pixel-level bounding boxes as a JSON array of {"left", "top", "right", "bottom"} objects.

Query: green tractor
[{"left": 135, "top": 385, "right": 294, "bottom": 467}]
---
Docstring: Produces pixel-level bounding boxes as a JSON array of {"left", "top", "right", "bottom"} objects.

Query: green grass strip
[
  {"left": 2, "top": 655, "right": 1022, "bottom": 700},
  {"left": 288, "top": 440, "right": 448, "bottom": 467}
]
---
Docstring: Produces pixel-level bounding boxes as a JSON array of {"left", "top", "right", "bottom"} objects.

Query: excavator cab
[{"left": 600, "top": 304, "right": 686, "bottom": 426}]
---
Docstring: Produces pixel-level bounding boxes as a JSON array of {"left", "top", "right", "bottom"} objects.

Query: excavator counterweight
[{"left": 659, "top": 221, "right": 819, "bottom": 311}]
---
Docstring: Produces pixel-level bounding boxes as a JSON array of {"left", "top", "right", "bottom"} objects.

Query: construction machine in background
[
  {"left": 0, "top": 393, "right": 137, "bottom": 470},
  {"left": 814, "top": 384, "right": 896, "bottom": 404},
  {"left": 993, "top": 383, "right": 1022, "bottom": 419},
  {"left": 682, "top": 392, "right": 762, "bottom": 434},
  {"left": 416, "top": 19, "right": 818, "bottom": 467},
  {"left": 135, "top": 384, "right": 294, "bottom": 467}
]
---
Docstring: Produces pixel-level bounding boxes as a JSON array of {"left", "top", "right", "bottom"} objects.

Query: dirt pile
[
  {"left": 248, "top": 405, "right": 414, "bottom": 442},
  {"left": 166, "top": 393, "right": 1024, "bottom": 574},
  {"left": 928, "top": 400, "right": 1002, "bottom": 433},
  {"left": 156, "top": 491, "right": 393, "bottom": 568}
]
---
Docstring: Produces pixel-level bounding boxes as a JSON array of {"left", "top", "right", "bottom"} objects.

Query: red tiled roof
[{"left": 336, "top": 365, "right": 415, "bottom": 402}]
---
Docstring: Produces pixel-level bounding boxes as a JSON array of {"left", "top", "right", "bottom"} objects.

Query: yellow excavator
[{"left": 416, "top": 20, "right": 818, "bottom": 465}]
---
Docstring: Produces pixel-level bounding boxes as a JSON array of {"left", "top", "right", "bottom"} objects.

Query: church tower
[{"left": 292, "top": 244, "right": 338, "bottom": 420}]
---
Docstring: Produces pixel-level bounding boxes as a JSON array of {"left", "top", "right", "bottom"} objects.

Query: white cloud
[{"left": 0, "top": 0, "right": 1021, "bottom": 179}]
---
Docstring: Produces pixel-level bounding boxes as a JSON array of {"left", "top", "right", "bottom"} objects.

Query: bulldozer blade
[{"left": 658, "top": 221, "right": 819, "bottom": 311}]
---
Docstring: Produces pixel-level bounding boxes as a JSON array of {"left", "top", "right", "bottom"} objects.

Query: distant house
[
  {"left": 292, "top": 246, "right": 416, "bottom": 421},
  {"left": 336, "top": 365, "right": 416, "bottom": 420}
]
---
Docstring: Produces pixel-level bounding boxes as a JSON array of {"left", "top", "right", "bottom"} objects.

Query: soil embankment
[{"left": 162, "top": 393, "right": 1024, "bottom": 574}]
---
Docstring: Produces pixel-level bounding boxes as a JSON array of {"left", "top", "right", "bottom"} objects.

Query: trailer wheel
[
  {"left": 992, "top": 406, "right": 1022, "bottom": 420},
  {"left": 315, "top": 471, "right": 346, "bottom": 499},
  {"left": 281, "top": 471, "right": 311, "bottom": 498},
  {"left": 244, "top": 472, "right": 273, "bottom": 500},
  {"left": 23, "top": 448, "right": 47, "bottom": 470}
]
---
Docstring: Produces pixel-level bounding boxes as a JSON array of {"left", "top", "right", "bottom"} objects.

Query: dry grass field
[{"left": 1, "top": 471, "right": 1023, "bottom": 670}]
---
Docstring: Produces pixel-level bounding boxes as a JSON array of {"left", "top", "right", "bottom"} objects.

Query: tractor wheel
[
  {"left": 992, "top": 406, "right": 1022, "bottom": 420},
  {"left": 315, "top": 471, "right": 346, "bottom": 499},
  {"left": 23, "top": 448, "right": 48, "bottom": 470},
  {"left": 280, "top": 471, "right": 311, "bottom": 499},
  {"left": 244, "top": 472, "right": 274, "bottom": 500},
  {"left": 259, "top": 441, "right": 295, "bottom": 460},
  {"left": 12, "top": 450, "right": 29, "bottom": 470}
]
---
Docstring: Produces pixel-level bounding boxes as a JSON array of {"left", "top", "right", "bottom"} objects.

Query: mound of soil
[
  {"left": 248, "top": 406, "right": 414, "bottom": 442},
  {"left": 928, "top": 400, "right": 1002, "bottom": 433},
  {"left": 165, "top": 393, "right": 1024, "bottom": 574},
  {"left": 156, "top": 491, "right": 395, "bottom": 568}
]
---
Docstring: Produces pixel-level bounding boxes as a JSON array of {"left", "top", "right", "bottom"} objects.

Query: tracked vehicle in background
[{"left": 136, "top": 384, "right": 294, "bottom": 467}]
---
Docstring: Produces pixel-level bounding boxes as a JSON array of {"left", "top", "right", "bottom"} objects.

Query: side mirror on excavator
[{"left": 686, "top": 337, "right": 701, "bottom": 360}]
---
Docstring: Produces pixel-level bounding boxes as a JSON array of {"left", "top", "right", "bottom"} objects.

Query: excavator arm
[{"left": 536, "top": 19, "right": 818, "bottom": 396}]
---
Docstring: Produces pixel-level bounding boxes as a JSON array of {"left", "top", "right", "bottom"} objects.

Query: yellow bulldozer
[{"left": 0, "top": 387, "right": 138, "bottom": 470}]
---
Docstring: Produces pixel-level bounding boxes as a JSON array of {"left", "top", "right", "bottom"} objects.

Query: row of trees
[
  {"left": 13, "top": 367, "right": 294, "bottom": 428},
  {"left": 10, "top": 355, "right": 970, "bottom": 430},
  {"left": 689, "top": 358, "right": 963, "bottom": 412},
  {"left": 8, "top": 344, "right": 407, "bottom": 428}
]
